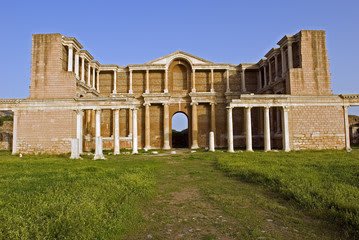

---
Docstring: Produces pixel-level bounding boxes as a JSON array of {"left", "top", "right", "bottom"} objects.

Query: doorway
[{"left": 172, "top": 112, "right": 189, "bottom": 148}]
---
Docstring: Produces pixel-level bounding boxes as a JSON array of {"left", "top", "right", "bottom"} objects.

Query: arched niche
[{"left": 168, "top": 58, "right": 192, "bottom": 95}]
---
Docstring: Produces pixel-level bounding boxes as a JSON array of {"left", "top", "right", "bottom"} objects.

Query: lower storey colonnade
[{"left": 227, "top": 105, "right": 290, "bottom": 152}]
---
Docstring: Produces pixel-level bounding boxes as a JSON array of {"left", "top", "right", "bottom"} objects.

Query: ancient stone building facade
[{"left": 0, "top": 30, "right": 358, "bottom": 156}]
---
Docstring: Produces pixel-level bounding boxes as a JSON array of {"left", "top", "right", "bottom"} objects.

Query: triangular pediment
[{"left": 146, "top": 51, "right": 213, "bottom": 65}]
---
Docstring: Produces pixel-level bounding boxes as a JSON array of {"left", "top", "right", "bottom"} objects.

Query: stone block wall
[{"left": 289, "top": 106, "right": 345, "bottom": 150}]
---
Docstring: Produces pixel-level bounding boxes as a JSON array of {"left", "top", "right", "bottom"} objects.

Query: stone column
[
  {"left": 144, "top": 103, "right": 151, "bottom": 150},
  {"left": 226, "top": 69, "right": 230, "bottom": 93},
  {"left": 210, "top": 69, "right": 214, "bottom": 92},
  {"left": 263, "top": 106, "right": 271, "bottom": 152},
  {"left": 132, "top": 108, "right": 138, "bottom": 154},
  {"left": 76, "top": 110, "right": 84, "bottom": 154},
  {"left": 81, "top": 57, "right": 85, "bottom": 82},
  {"left": 209, "top": 132, "right": 215, "bottom": 152},
  {"left": 227, "top": 107, "right": 234, "bottom": 152},
  {"left": 191, "top": 102, "right": 199, "bottom": 149},
  {"left": 263, "top": 64, "right": 267, "bottom": 86},
  {"left": 281, "top": 47, "right": 286, "bottom": 77},
  {"left": 87, "top": 64, "right": 91, "bottom": 86},
  {"left": 257, "top": 69, "right": 262, "bottom": 91},
  {"left": 92, "top": 67, "right": 96, "bottom": 89},
  {"left": 74, "top": 53, "right": 79, "bottom": 79},
  {"left": 114, "top": 109, "right": 120, "bottom": 155},
  {"left": 287, "top": 41, "right": 293, "bottom": 69},
  {"left": 344, "top": 106, "right": 351, "bottom": 151},
  {"left": 164, "top": 69, "right": 169, "bottom": 93},
  {"left": 282, "top": 106, "right": 290, "bottom": 152},
  {"left": 145, "top": 69, "right": 150, "bottom": 94},
  {"left": 274, "top": 55, "right": 279, "bottom": 81},
  {"left": 94, "top": 109, "right": 104, "bottom": 159},
  {"left": 241, "top": 68, "right": 246, "bottom": 93},
  {"left": 245, "top": 106, "right": 253, "bottom": 151},
  {"left": 210, "top": 103, "right": 216, "bottom": 134},
  {"left": 67, "top": 44, "right": 73, "bottom": 72},
  {"left": 11, "top": 110, "right": 18, "bottom": 155},
  {"left": 268, "top": 59, "right": 272, "bottom": 83},
  {"left": 129, "top": 109, "right": 133, "bottom": 137},
  {"left": 163, "top": 103, "right": 170, "bottom": 149},
  {"left": 191, "top": 69, "right": 196, "bottom": 92},
  {"left": 112, "top": 70, "right": 117, "bottom": 94},
  {"left": 129, "top": 70, "right": 133, "bottom": 94},
  {"left": 96, "top": 70, "right": 100, "bottom": 92}
]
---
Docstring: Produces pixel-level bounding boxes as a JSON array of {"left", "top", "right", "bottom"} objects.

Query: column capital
[
  {"left": 226, "top": 106, "right": 233, "bottom": 110},
  {"left": 143, "top": 102, "right": 151, "bottom": 106},
  {"left": 190, "top": 102, "right": 198, "bottom": 106},
  {"left": 162, "top": 102, "right": 169, "bottom": 106},
  {"left": 282, "top": 105, "right": 289, "bottom": 111},
  {"left": 210, "top": 102, "right": 217, "bottom": 106},
  {"left": 75, "top": 109, "right": 84, "bottom": 115},
  {"left": 245, "top": 106, "right": 252, "bottom": 109},
  {"left": 264, "top": 105, "right": 271, "bottom": 110}
]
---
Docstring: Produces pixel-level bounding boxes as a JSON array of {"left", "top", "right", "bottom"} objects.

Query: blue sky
[{"left": 0, "top": 0, "right": 358, "bottom": 126}]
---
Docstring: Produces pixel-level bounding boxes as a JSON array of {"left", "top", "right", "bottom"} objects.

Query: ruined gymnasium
[{"left": 1, "top": 30, "right": 359, "bottom": 158}]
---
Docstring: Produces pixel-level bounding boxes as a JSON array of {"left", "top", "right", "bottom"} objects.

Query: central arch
[{"left": 171, "top": 112, "right": 189, "bottom": 148}]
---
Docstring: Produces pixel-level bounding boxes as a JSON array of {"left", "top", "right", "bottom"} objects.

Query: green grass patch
[
  {"left": 0, "top": 152, "right": 157, "bottom": 239},
  {"left": 214, "top": 150, "right": 359, "bottom": 237}
]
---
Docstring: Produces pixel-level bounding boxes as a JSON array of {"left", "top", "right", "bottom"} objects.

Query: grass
[
  {"left": 215, "top": 150, "right": 359, "bottom": 237},
  {"left": 0, "top": 149, "right": 358, "bottom": 239}
]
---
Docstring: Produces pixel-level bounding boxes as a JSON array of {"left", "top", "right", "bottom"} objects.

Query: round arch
[
  {"left": 168, "top": 58, "right": 192, "bottom": 94},
  {"left": 171, "top": 111, "right": 189, "bottom": 148}
]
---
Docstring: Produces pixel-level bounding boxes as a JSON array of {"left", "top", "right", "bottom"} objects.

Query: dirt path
[{"left": 128, "top": 153, "right": 343, "bottom": 240}]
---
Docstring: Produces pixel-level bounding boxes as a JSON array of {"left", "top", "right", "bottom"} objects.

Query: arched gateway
[{"left": 0, "top": 30, "right": 358, "bottom": 157}]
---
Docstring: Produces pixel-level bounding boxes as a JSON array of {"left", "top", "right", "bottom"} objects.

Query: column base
[
  {"left": 94, "top": 154, "right": 105, "bottom": 160},
  {"left": 163, "top": 89, "right": 168, "bottom": 93},
  {"left": 144, "top": 146, "right": 151, "bottom": 151},
  {"left": 132, "top": 150, "right": 138, "bottom": 154},
  {"left": 129, "top": 90, "right": 133, "bottom": 94},
  {"left": 163, "top": 145, "right": 171, "bottom": 150},
  {"left": 228, "top": 148, "right": 234, "bottom": 153},
  {"left": 114, "top": 151, "right": 120, "bottom": 155},
  {"left": 191, "top": 145, "right": 199, "bottom": 150},
  {"left": 246, "top": 148, "right": 254, "bottom": 152}
]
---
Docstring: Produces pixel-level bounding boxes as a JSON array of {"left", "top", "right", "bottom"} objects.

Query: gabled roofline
[{"left": 146, "top": 50, "right": 214, "bottom": 64}]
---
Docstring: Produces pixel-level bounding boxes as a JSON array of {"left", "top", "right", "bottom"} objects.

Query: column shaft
[
  {"left": 74, "top": 53, "right": 79, "bottom": 78},
  {"left": 264, "top": 107, "right": 271, "bottom": 151},
  {"left": 164, "top": 69, "right": 168, "bottom": 93},
  {"left": 191, "top": 103, "right": 199, "bottom": 149},
  {"left": 227, "top": 107, "right": 234, "bottom": 152},
  {"left": 163, "top": 103, "right": 170, "bottom": 149},
  {"left": 94, "top": 109, "right": 104, "bottom": 159},
  {"left": 210, "top": 103, "right": 216, "bottom": 133},
  {"left": 282, "top": 107, "right": 290, "bottom": 152},
  {"left": 92, "top": 67, "right": 96, "bottom": 89},
  {"left": 132, "top": 108, "right": 138, "bottom": 154},
  {"left": 258, "top": 69, "right": 262, "bottom": 90},
  {"left": 210, "top": 69, "right": 214, "bottom": 92},
  {"left": 191, "top": 69, "right": 196, "bottom": 92},
  {"left": 241, "top": 68, "right": 246, "bottom": 92},
  {"left": 114, "top": 109, "right": 120, "bottom": 155},
  {"left": 146, "top": 70, "right": 150, "bottom": 93},
  {"left": 268, "top": 60, "right": 272, "bottom": 83},
  {"left": 76, "top": 110, "right": 84, "bottom": 154},
  {"left": 11, "top": 111, "right": 18, "bottom": 155},
  {"left": 245, "top": 107, "right": 253, "bottom": 151},
  {"left": 113, "top": 70, "right": 117, "bottom": 94},
  {"left": 87, "top": 64, "right": 91, "bottom": 86},
  {"left": 67, "top": 45, "right": 73, "bottom": 72},
  {"left": 129, "top": 109, "right": 133, "bottom": 136},
  {"left": 96, "top": 70, "right": 100, "bottom": 92},
  {"left": 129, "top": 70, "right": 133, "bottom": 94},
  {"left": 226, "top": 69, "right": 230, "bottom": 92},
  {"left": 274, "top": 55, "right": 279, "bottom": 81},
  {"left": 145, "top": 104, "right": 151, "bottom": 150},
  {"left": 81, "top": 57, "right": 85, "bottom": 82},
  {"left": 287, "top": 41, "right": 293, "bottom": 69},
  {"left": 281, "top": 47, "right": 286, "bottom": 77},
  {"left": 344, "top": 106, "right": 351, "bottom": 151},
  {"left": 263, "top": 65, "right": 267, "bottom": 86}
]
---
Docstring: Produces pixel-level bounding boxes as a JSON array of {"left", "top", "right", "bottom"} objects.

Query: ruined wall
[
  {"left": 30, "top": 34, "right": 77, "bottom": 99},
  {"left": 289, "top": 106, "right": 345, "bottom": 150},
  {"left": 17, "top": 110, "right": 76, "bottom": 154}
]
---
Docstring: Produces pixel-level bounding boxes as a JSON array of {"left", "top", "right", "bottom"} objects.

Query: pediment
[{"left": 146, "top": 51, "right": 213, "bottom": 65}]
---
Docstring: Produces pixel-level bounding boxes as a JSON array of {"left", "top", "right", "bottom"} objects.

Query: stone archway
[{"left": 171, "top": 112, "right": 189, "bottom": 148}]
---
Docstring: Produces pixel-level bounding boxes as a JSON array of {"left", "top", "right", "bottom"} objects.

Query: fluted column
[
  {"left": 245, "top": 106, "right": 253, "bottom": 151},
  {"left": 210, "top": 69, "right": 214, "bottom": 92},
  {"left": 132, "top": 108, "right": 138, "bottom": 154},
  {"left": 191, "top": 69, "right": 196, "bottom": 92},
  {"left": 282, "top": 106, "right": 290, "bottom": 152},
  {"left": 129, "top": 70, "right": 133, "bottom": 94},
  {"left": 74, "top": 53, "right": 79, "bottom": 79},
  {"left": 92, "top": 67, "right": 96, "bottom": 89},
  {"left": 241, "top": 68, "right": 246, "bottom": 92},
  {"left": 226, "top": 69, "right": 230, "bottom": 93},
  {"left": 281, "top": 47, "right": 286, "bottom": 77},
  {"left": 145, "top": 69, "right": 150, "bottom": 94},
  {"left": 227, "top": 107, "right": 234, "bottom": 152},
  {"left": 114, "top": 109, "right": 120, "bottom": 155},
  {"left": 163, "top": 103, "right": 170, "bottom": 149},
  {"left": 76, "top": 110, "right": 84, "bottom": 154},
  {"left": 287, "top": 41, "right": 293, "bottom": 69},
  {"left": 11, "top": 110, "right": 18, "bottom": 155},
  {"left": 94, "top": 109, "right": 104, "bottom": 160},
  {"left": 191, "top": 102, "right": 199, "bottom": 149},
  {"left": 112, "top": 70, "right": 117, "bottom": 94},
  {"left": 96, "top": 70, "right": 100, "bottom": 92},
  {"left": 164, "top": 69, "right": 168, "bottom": 93},
  {"left": 344, "top": 106, "right": 351, "bottom": 151},
  {"left": 81, "top": 57, "right": 85, "bottom": 82},
  {"left": 87, "top": 64, "right": 91, "bottom": 86},
  {"left": 144, "top": 103, "right": 151, "bottom": 150},
  {"left": 264, "top": 106, "right": 271, "bottom": 152},
  {"left": 67, "top": 45, "right": 73, "bottom": 72}
]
